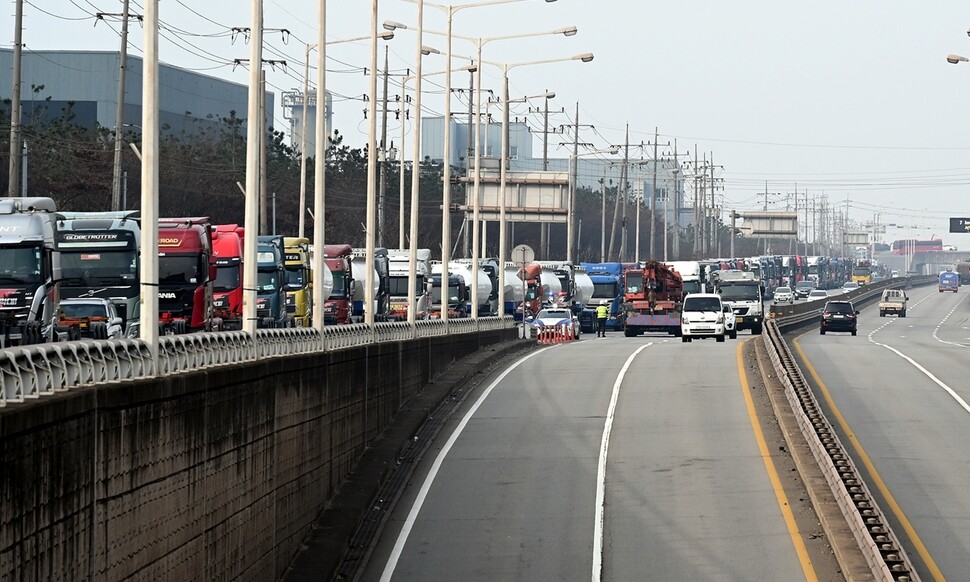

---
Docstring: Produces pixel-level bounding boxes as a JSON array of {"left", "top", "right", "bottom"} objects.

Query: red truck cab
[
  {"left": 323, "top": 244, "right": 354, "bottom": 324},
  {"left": 210, "top": 224, "right": 245, "bottom": 330},
  {"left": 158, "top": 217, "right": 216, "bottom": 333}
]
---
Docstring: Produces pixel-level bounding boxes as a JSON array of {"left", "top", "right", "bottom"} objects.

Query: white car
[
  {"left": 57, "top": 298, "right": 125, "bottom": 339},
  {"left": 841, "top": 281, "right": 860, "bottom": 293},
  {"left": 722, "top": 301, "right": 737, "bottom": 339},
  {"left": 680, "top": 293, "right": 726, "bottom": 343},
  {"left": 807, "top": 289, "right": 829, "bottom": 302},
  {"left": 531, "top": 308, "right": 581, "bottom": 340},
  {"left": 773, "top": 286, "right": 794, "bottom": 304}
]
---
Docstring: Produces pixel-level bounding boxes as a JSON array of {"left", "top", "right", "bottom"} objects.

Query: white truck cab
[{"left": 680, "top": 293, "right": 726, "bottom": 343}]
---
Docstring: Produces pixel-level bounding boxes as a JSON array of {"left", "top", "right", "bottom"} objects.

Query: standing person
[{"left": 596, "top": 300, "right": 610, "bottom": 337}]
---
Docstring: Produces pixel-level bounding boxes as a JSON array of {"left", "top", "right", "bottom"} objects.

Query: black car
[{"left": 820, "top": 300, "right": 858, "bottom": 335}]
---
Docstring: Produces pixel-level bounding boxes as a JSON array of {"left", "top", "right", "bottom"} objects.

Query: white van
[{"left": 681, "top": 293, "right": 726, "bottom": 343}]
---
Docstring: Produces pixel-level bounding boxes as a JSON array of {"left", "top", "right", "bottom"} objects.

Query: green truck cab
[{"left": 284, "top": 237, "right": 313, "bottom": 327}]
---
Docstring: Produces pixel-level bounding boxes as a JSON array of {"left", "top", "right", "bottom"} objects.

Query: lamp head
[
  {"left": 574, "top": 52, "right": 594, "bottom": 63},
  {"left": 607, "top": 146, "right": 621, "bottom": 155},
  {"left": 556, "top": 26, "right": 579, "bottom": 37},
  {"left": 422, "top": 46, "right": 441, "bottom": 56},
  {"left": 545, "top": 92, "right": 556, "bottom": 99},
  {"left": 379, "top": 31, "right": 395, "bottom": 41},
  {"left": 947, "top": 54, "right": 969, "bottom": 64},
  {"left": 383, "top": 20, "right": 407, "bottom": 31}
]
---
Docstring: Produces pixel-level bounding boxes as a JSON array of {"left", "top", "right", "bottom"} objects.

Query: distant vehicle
[
  {"left": 820, "top": 300, "right": 858, "bottom": 335},
  {"left": 794, "top": 280, "right": 816, "bottom": 299},
  {"left": 772, "top": 286, "right": 794, "bottom": 304},
  {"left": 878, "top": 289, "right": 908, "bottom": 317},
  {"left": 531, "top": 307, "right": 580, "bottom": 340},
  {"left": 57, "top": 298, "right": 124, "bottom": 339},
  {"left": 841, "top": 281, "right": 860, "bottom": 293},
  {"left": 807, "top": 289, "right": 829, "bottom": 302},
  {"left": 891, "top": 239, "right": 943, "bottom": 254},
  {"left": 722, "top": 301, "right": 737, "bottom": 340},
  {"left": 939, "top": 270, "right": 959, "bottom": 293},
  {"left": 680, "top": 293, "right": 725, "bottom": 343},
  {"left": 851, "top": 262, "right": 873, "bottom": 285}
]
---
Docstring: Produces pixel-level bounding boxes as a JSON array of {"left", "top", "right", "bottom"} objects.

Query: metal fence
[{"left": 0, "top": 317, "right": 516, "bottom": 407}]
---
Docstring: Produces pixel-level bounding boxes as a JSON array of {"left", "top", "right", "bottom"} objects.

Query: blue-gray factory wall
[{"left": 0, "top": 329, "right": 514, "bottom": 581}]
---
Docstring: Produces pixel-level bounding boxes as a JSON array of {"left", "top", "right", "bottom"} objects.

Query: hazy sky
[{"left": 7, "top": 1, "right": 970, "bottom": 244}]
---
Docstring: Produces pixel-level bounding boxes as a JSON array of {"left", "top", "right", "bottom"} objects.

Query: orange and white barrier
[{"left": 536, "top": 324, "right": 576, "bottom": 344}]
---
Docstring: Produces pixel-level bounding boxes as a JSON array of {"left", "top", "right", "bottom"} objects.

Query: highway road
[
  {"left": 362, "top": 331, "right": 834, "bottom": 581},
  {"left": 793, "top": 285, "right": 970, "bottom": 581}
]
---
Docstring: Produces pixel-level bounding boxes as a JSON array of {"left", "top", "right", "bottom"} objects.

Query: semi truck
[
  {"left": 158, "top": 217, "right": 217, "bottom": 334},
  {"left": 503, "top": 261, "right": 526, "bottom": 318},
  {"left": 284, "top": 237, "right": 313, "bottom": 326},
  {"left": 324, "top": 244, "right": 355, "bottom": 324},
  {"left": 517, "top": 263, "right": 562, "bottom": 320},
  {"left": 713, "top": 269, "right": 765, "bottom": 335},
  {"left": 621, "top": 261, "right": 684, "bottom": 337},
  {"left": 0, "top": 197, "right": 63, "bottom": 346},
  {"left": 668, "top": 260, "right": 707, "bottom": 295},
  {"left": 387, "top": 248, "right": 432, "bottom": 320},
  {"left": 851, "top": 261, "right": 873, "bottom": 285},
  {"left": 256, "top": 235, "right": 292, "bottom": 328},
  {"left": 56, "top": 211, "right": 141, "bottom": 337},
  {"left": 578, "top": 262, "right": 626, "bottom": 333},
  {"left": 429, "top": 265, "right": 469, "bottom": 318},
  {"left": 210, "top": 224, "right": 245, "bottom": 330},
  {"left": 352, "top": 247, "right": 392, "bottom": 322},
  {"left": 452, "top": 257, "right": 499, "bottom": 315}
]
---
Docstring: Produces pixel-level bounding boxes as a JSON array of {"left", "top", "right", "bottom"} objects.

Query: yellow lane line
[
  {"left": 792, "top": 333, "right": 945, "bottom": 581},
  {"left": 736, "top": 339, "right": 817, "bottom": 582}
]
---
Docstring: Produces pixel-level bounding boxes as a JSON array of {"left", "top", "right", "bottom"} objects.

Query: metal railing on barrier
[{"left": 0, "top": 316, "right": 517, "bottom": 407}]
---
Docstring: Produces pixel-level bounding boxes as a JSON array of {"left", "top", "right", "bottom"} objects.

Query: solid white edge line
[
  {"left": 592, "top": 343, "right": 653, "bottom": 582},
  {"left": 379, "top": 346, "right": 550, "bottom": 582},
  {"left": 870, "top": 338, "right": 970, "bottom": 416}
]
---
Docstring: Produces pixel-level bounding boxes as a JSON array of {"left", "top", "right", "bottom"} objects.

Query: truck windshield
[
  {"left": 720, "top": 286, "right": 760, "bottom": 301},
  {"left": 625, "top": 272, "right": 644, "bottom": 294},
  {"left": 284, "top": 266, "right": 306, "bottom": 291},
  {"left": 0, "top": 246, "right": 43, "bottom": 284},
  {"left": 388, "top": 276, "right": 413, "bottom": 297},
  {"left": 591, "top": 282, "right": 618, "bottom": 299},
  {"left": 852, "top": 268, "right": 871, "bottom": 277},
  {"left": 214, "top": 265, "right": 240, "bottom": 291},
  {"left": 159, "top": 256, "right": 203, "bottom": 284},
  {"left": 682, "top": 281, "right": 702, "bottom": 294},
  {"left": 331, "top": 271, "right": 347, "bottom": 296},
  {"left": 256, "top": 270, "right": 280, "bottom": 292},
  {"left": 683, "top": 297, "right": 720, "bottom": 312},
  {"left": 61, "top": 250, "right": 137, "bottom": 285},
  {"left": 432, "top": 283, "right": 461, "bottom": 305}
]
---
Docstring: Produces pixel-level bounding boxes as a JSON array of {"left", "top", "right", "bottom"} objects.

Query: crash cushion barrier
[{"left": 0, "top": 325, "right": 518, "bottom": 581}]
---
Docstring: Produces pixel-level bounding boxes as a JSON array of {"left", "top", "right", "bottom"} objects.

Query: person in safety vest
[{"left": 596, "top": 300, "right": 610, "bottom": 337}]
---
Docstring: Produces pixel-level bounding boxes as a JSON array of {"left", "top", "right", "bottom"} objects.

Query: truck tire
[
  {"left": 730, "top": 330, "right": 737, "bottom": 340},
  {"left": 753, "top": 323, "right": 763, "bottom": 335},
  {"left": 879, "top": 310, "right": 885, "bottom": 317},
  {"left": 716, "top": 334, "right": 725, "bottom": 343},
  {"left": 900, "top": 310, "right": 906, "bottom": 318},
  {"left": 851, "top": 330, "right": 857, "bottom": 336},
  {"left": 90, "top": 322, "right": 106, "bottom": 339},
  {"left": 624, "top": 326, "right": 635, "bottom": 337},
  {"left": 820, "top": 328, "right": 826, "bottom": 335},
  {"left": 682, "top": 336, "right": 690, "bottom": 343}
]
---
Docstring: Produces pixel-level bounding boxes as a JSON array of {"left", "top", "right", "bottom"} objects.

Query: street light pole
[
  {"left": 364, "top": 0, "right": 378, "bottom": 326},
  {"left": 311, "top": 0, "right": 325, "bottom": 331}
]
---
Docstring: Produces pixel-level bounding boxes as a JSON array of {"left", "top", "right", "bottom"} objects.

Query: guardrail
[
  {"left": 769, "top": 275, "right": 936, "bottom": 331},
  {"left": 0, "top": 316, "right": 516, "bottom": 408},
  {"left": 763, "top": 275, "right": 937, "bottom": 580}
]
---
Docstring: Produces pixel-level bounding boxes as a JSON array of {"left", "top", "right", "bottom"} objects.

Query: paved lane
[
  {"left": 366, "top": 332, "right": 816, "bottom": 581},
  {"left": 794, "top": 286, "right": 970, "bottom": 580}
]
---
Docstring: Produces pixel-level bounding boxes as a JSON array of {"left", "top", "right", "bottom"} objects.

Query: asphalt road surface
[
  {"left": 793, "top": 286, "right": 970, "bottom": 581},
  {"left": 363, "top": 330, "right": 832, "bottom": 581}
]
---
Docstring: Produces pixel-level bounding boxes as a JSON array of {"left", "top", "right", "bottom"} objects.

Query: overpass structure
[{"left": 0, "top": 318, "right": 517, "bottom": 579}]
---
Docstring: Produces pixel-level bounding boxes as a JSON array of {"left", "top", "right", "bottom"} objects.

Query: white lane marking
[
  {"left": 867, "top": 336, "right": 970, "bottom": 416},
  {"left": 379, "top": 347, "right": 548, "bottom": 582},
  {"left": 932, "top": 292, "right": 969, "bottom": 347},
  {"left": 592, "top": 343, "right": 653, "bottom": 582}
]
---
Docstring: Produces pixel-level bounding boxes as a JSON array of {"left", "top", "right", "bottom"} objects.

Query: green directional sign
[{"left": 949, "top": 217, "right": 970, "bottom": 233}]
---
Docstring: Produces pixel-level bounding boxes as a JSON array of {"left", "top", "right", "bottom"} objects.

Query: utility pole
[
  {"left": 7, "top": 0, "right": 24, "bottom": 197},
  {"left": 378, "top": 46, "right": 390, "bottom": 248},
  {"left": 692, "top": 147, "right": 701, "bottom": 259},
  {"left": 710, "top": 152, "right": 717, "bottom": 256},
  {"left": 567, "top": 102, "right": 579, "bottom": 263},
  {"left": 463, "top": 69, "right": 474, "bottom": 258},
  {"left": 608, "top": 125, "right": 629, "bottom": 262},
  {"left": 259, "top": 69, "right": 268, "bottom": 234},
  {"left": 649, "top": 127, "right": 658, "bottom": 260},
  {"left": 669, "top": 139, "right": 679, "bottom": 261},
  {"left": 108, "top": 0, "right": 132, "bottom": 211}
]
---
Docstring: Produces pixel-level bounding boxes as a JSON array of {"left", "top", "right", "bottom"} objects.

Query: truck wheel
[
  {"left": 879, "top": 310, "right": 884, "bottom": 317},
  {"left": 820, "top": 328, "right": 826, "bottom": 335},
  {"left": 753, "top": 323, "right": 763, "bottom": 335},
  {"left": 716, "top": 334, "right": 726, "bottom": 343},
  {"left": 851, "top": 330, "right": 857, "bottom": 336},
  {"left": 624, "top": 327, "right": 635, "bottom": 337},
  {"left": 730, "top": 331, "right": 737, "bottom": 339},
  {"left": 900, "top": 311, "right": 906, "bottom": 318},
  {"left": 91, "top": 322, "right": 107, "bottom": 340}
]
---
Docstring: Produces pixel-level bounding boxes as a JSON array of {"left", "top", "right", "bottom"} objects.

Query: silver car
[
  {"left": 773, "top": 286, "right": 794, "bottom": 303},
  {"left": 532, "top": 308, "right": 581, "bottom": 340}
]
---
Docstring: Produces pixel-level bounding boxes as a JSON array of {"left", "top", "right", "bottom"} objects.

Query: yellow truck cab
[{"left": 283, "top": 237, "right": 313, "bottom": 326}]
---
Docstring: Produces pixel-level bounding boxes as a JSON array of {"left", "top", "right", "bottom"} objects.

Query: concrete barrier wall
[{"left": 0, "top": 329, "right": 515, "bottom": 581}]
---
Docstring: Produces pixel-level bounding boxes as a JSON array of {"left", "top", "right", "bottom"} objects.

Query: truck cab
[
  {"left": 324, "top": 244, "right": 355, "bottom": 324},
  {"left": 256, "top": 235, "right": 291, "bottom": 328},
  {"left": 158, "top": 217, "right": 216, "bottom": 334},
  {"left": 210, "top": 224, "right": 245, "bottom": 330},
  {"left": 879, "top": 289, "right": 908, "bottom": 317},
  {"left": 714, "top": 269, "right": 765, "bottom": 335},
  {"left": 0, "top": 197, "right": 61, "bottom": 346},
  {"left": 56, "top": 211, "right": 141, "bottom": 338},
  {"left": 283, "top": 237, "right": 313, "bottom": 326}
]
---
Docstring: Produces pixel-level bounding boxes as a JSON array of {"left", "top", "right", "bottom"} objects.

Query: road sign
[
  {"left": 511, "top": 244, "right": 534, "bottom": 264},
  {"left": 949, "top": 217, "right": 970, "bottom": 233}
]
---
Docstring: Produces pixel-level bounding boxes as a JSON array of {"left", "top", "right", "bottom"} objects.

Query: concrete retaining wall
[{"left": 0, "top": 329, "right": 514, "bottom": 581}]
